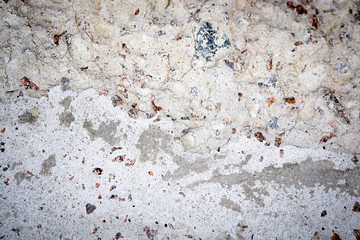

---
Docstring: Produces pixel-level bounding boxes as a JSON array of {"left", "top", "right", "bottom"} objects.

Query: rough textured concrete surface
[{"left": 0, "top": 0, "right": 359, "bottom": 239}]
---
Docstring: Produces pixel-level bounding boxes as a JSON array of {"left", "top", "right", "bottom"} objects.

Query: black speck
[
  {"left": 93, "top": 168, "right": 103, "bottom": 175},
  {"left": 115, "top": 232, "right": 124, "bottom": 239},
  {"left": 86, "top": 203, "right": 96, "bottom": 214},
  {"left": 321, "top": 210, "right": 327, "bottom": 217}
]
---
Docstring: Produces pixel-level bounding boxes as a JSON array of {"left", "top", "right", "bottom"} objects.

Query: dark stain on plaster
[
  {"left": 167, "top": 157, "right": 360, "bottom": 208},
  {"left": 82, "top": 120, "right": 121, "bottom": 145},
  {"left": 60, "top": 77, "right": 70, "bottom": 91},
  {"left": 14, "top": 171, "right": 33, "bottom": 185},
  {"left": 60, "top": 96, "right": 73, "bottom": 110},
  {"left": 59, "top": 111, "right": 75, "bottom": 127},
  {"left": 220, "top": 197, "right": 243, "bottom": 213},
  {"left": 19, "top": 111, "right": 37, "bottom": 124},
  {"left": 136, "top": 125, "right": 173, "bottom": 163},
  {"left": 163, "top": 156, "right": 211, "bottom": 180},
  {"left": 39, "top": 154, "right": 56, "bottom": 176}
]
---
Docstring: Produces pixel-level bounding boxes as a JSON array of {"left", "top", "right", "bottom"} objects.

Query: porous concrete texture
[{"left": 0, "top": 0, "right": 359, "bottom": 239}]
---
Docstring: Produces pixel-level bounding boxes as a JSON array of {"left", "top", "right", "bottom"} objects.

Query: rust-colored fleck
[
  {"left": 111, "top": 95, "right": 123, "bottom": 107},
  {"left": 254, "top": 132, "right": 266, "bottom": 142},
  {"left": 42, "top": 90, "right": 49, "bottom": 98},
  {"left": 144, "top": 227, "right": 157, "bottom": 239},
  {"left": 135, "top": 8, "right": 139, "bottom": 15},
  {"left": 153, "top": 116, "right": 161, "bottom": 122},
  {"left": 151, "top": 101, "right": 162, "bottom": 112},
  {"left": 238, "top": 92, "right": 243, "bottom": 101},
  {"left": 285, "top": 97, "right": 296, "bottom": 104},
  {"left": 191, "top": 114, "right": 199, "bottom": 120},
  {"left": 98, "top": 90, "right": 108, "bottom": 96},
  {"left": 267, "top": 97, "right": 275, "bottom": 107},
  {"left": 232, "top": 128, "right": 237, "bottom": 134},
  {"left": 92, "top": 228, "right": 98, "bottom": 234},
  {"left": 275, "top": 138, "right": 282, "bottom": 147},
  {"left": 287, "top": 1, "right": 295, "bottom": 10},
  {"left": 296, "top": 5, "right": 308, "bottom": 14},
  {"left": 148, "top": 171, "right": 153, "bottom": 176},
  {"left": 21, "top": 77, "right": 40, "bottom": 91},
  {"left": 128, "top": 108, "right": 139, "bottom": 119},
  {"left": 184, "top": 235, "right": 193, "bottom": 239},
  {"left": 54, "top": 31, "right": 67, "bottom": 45},
  {"left": 125, "top": 158, "right": 136, "bottom": 166},
  {"left": 95, "top": 183, "right": 100, "bottom": 188},
  {"left": 1, "top": 128, "right": 5, "bottom": 133},
  {"left": 295, "top": 41, "right": 303, "bottom": 46},
  {"left": 115, "top": 232, "right": 124, "bottom": 239},
  {"left": 267, "top": 56, "right": 273, "bottom": 71},
  {"left": 332, "top": 232, "right": 342, "bottom": 240},
  {"left": 122, "top": 43, "right": 130, "bottom": 54},
  {"left": 352, "top": 155, "right": 359, "bottom": 164},
  {"left": 110, "top": 147, "right": 122, "bottom": 154},
  {"left": 312, "top": 15, "right": 319, "bottom": 29},
  {"left": 353, "top": 201, "right": 360, "bottom": 212},
  {"left": 320, "top": 133, "right": 336, "bottom": 143},
  {"left": 112, "top": 155, "right": 125, "bottom": 163},
  {"left": 93, "top": 168, "right": 103, "bottom": 175},
  {"left": 175, "top": 33, "right": 183, "bottom": 41},
  {"left": 354, "top": 229, "right": 360, "bottom": 240}
]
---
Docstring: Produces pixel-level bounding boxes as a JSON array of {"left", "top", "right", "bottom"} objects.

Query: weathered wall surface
[{"left": 0, "top": 0, "right": 359, "bottom": 239}]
